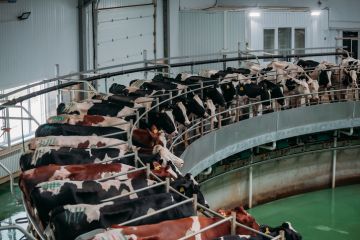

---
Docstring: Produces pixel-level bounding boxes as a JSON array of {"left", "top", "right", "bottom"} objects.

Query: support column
[
  {"left": 248, "top": 149, "right": 253, "bottom": 208},
  {"left": 332, "top": 131, "right": 337, "bottom": 188}
]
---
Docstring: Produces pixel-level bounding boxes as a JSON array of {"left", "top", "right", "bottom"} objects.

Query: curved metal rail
[{"left": 2, "top": 50, "right": 353, "bottom": 240}]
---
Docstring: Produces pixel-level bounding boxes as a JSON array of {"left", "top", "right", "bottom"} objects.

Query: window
[
  {"left": 264, "top": 29, "right": 275, "bottom": 52},
  {"left": 263, "top": 29, "right": 275, "bottom": 62},
  {"left": 263, "top": 27, "right": 306, "bottom": 62},
  {"left": 278, "top": 28, "right": 292, "bottom": 60},
  {"left": 343, "top": 31, "right": 358, "bottom": 59},
  {"left": 0, "top": 84, "right": 48, "bottom": 148},
  {"left": 295, "top": 28, "right": 305, "bottom": 55}
]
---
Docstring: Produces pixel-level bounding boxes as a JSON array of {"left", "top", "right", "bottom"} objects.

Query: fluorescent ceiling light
[
  {"left": 249, "top": 12, "right": 260, "bottom": 17},
  {"left": 311, "top": 11, "right": 321, "bottom": 16}
]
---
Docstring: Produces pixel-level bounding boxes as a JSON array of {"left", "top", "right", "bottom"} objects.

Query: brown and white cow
[
  {"left": 47, "top": 114, "right": 130, "bottom": 130},
  {"left": 28, "top": 136, "right": 125, "bottom": 150},
  {"left": 89, "top": 207, "right": 259, "bottom": 240}
]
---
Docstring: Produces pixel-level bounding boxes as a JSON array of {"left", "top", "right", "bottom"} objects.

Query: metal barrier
[
  {"left": 1, "top": 50, "right": 354, "bottom": 240},
  {"left": 170, "top": 88, "right": 360, "bottom": 152}
]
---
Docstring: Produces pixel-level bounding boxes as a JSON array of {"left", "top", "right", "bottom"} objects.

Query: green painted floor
[
  {"left": 0, "top": 181, "right": 24, "bottom": 221},
  {"left": 0, "top": 182, "right": 359, "bottom": 239},
  {"left": 248, "top": 184, "right": 360, "bottom": 240}
]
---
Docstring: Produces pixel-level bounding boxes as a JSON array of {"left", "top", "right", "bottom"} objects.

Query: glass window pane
[
  {"left": 278, "top": 27, "right": 292, "bottom": 60},
  {"left": 295, "top": 28, "right": 305, "bottom": 55},
  {"left": 264, "top": 29, "right": 275, "bottom": 51},
  {"left": 264, "top": 29, "right": 275, "bottom": 62}
]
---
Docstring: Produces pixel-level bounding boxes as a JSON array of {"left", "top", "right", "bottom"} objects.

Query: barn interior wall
[
  {"left": 95, "top": 0, "right": 165, "bottom": 89},
  {"left": 178, "top": 9, "right": 339, "bottom": 69},
  {"left": 249, "top": 10, "right": 337, "bottom": 64},
  {"left": 0, "top": 0, "right": 80, "bottom": 90},
  {"left": 218, "top": 0, "right": 360, "bottom": 29}
]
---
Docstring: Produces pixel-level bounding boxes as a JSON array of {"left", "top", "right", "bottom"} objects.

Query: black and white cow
[
  {"left": 28, "top": 136, "right": 125, "bottom": 150},
  {"left": 19, "top": 146, "right": 130, "bottom": 171},
  {"left": 35, "top": 123, "right": 128, "bottom": 140},
  {"left": 49, "top": 193, "right": 195, "bottom": 240},
  {"left": 31, "top": 178, "right": 160, "bottom": 225}
]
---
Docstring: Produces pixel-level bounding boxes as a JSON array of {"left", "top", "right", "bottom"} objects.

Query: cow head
[
  {"left": 152, "top": 145, "right": 184, "bottom": 168},
  {"left": 306, "top": 78, "right": 320, "bottom": 100},
  {"left": 171, "top": 101, "right": 191, "bottom": 127},
  {"left": 171, "top": 173, "right": 209, "bottom": 208},
  {"left": 109, "top": 83, "right": 126, "bottom": 95},
  {"left": 151, "top": 161, "right": 178, "bottom": 179},
  {"left": 205, "top": 99, "right": 218, "bottom": 123},
  {"left": 259, "top": 222, "right": 302, "bottom": 240},
  {"left": 318, "top": 70, "right": 332, "bottom": 88},
  {"left": 149, "top": 110, "right": 178, "bottom": 136},
  {"left": 142, "top": 125, "right": 166, "bottom": 148},
  {"left": 186, "top": 93, "right": 208, "bottom": 118},
  {"left": 218, "top": 206, "right": 260, "bottom": 236},
  {"left": 220, "top": 81, "right": 236, "bottom": 105},
  {"left": 204, "top": 86, "right": 226, "bottom": 107},
  {"left": 343, "top": 69, "right": 358, "bottom": 88}
]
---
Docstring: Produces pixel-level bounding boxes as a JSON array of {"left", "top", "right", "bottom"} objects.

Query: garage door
[{"left": 96, "top": 0, "right": 155, "bottom": 91}]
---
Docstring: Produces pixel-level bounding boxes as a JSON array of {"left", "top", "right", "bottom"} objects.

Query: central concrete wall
[{"left": 200, "top": 148, "right": 360, "bottom": 209}]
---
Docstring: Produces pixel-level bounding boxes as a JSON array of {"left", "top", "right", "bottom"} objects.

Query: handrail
[
  {"left": 0, "top": 51, "right": 344, "bottom": 110},
  {"left": 0, "top": 47, "right": 341, "bottom": 100},
  {"left": 0, "top": 225, "right": 36, "bottom": 240},
  {"left": 170, "top": 88, "right": 360, "bottom": 150},
  {"left": 8, "top": 50, "right": 349, "bottom": 239},
  {"left": 199, "top": 144, "right": 360, "bottom": 185}
]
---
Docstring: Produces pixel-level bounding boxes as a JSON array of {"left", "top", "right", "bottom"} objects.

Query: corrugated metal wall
[
  {"left": 95, "top": 0, "right": 164, "bottom": 90},
  {"left": 0, "top": 0, "right": 79, "bottom": 90},
  {"left": 179, "top": 10, "right": 337, "bottom": 71},
  {"left": 179, "top": 10, "right": 245, "bottom": 73}
]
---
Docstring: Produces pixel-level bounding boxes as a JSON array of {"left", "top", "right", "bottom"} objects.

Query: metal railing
[
  {"left": 170, "top": 88, "right": 360, "bottom": 151},
  {"left": 3, "top": 49, "right": 352, "bottom": 240}
]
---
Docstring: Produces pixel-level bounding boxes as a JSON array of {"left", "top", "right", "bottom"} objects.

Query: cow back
[
  {"left": 49, "top": 193, "right": 195, "bottom": 240},
  {"left": 31, "top": 178, "right": 162, "bottom": 226},
  {"left": 35, "top": 124, "right": 127, "bottom": 141}
]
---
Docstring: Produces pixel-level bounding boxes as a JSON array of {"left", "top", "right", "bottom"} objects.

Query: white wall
[
  {"left": 179, "top": 10, "right": 246, "bottom": 72},
  {"left": 249, "top": 10, "right": 337, "bottom": 63},
  {"left": 0, "top": 0, "right": 79, "bottom": 90},
  {"left": 219, "top": 0, "right": 360, "bottom": 29}
]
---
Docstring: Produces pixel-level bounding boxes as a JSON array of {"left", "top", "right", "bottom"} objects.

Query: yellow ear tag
[
  {"left": 179, "top": 187, "right": 185, "bottom": 193},
  {"left": 154, "top": 165, "right": 161, "bottom": 171},
  {"left": 239, "top": 87, "right": 244, "bottom": 91},
  {"left": 265, "top": 227, "right": 270, "bottom": 234}
]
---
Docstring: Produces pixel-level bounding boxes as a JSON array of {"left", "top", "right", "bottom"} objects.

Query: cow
[
  {"left": 258, "top": 80, "right": 285, "bottom": 108},
  {"left": 214, "top": 222, "right": 302, "bottom": 240},
  {"left": 35, "top": 123, "right": 166, "bottom": 149},
  {"left": 31, "top": 177, "right": 160, "bottom": 225},
  {"left": 341, "top": 68, "right": 359, "bottom": 100},
  {"left": 57, "top": 99, "right": 177, "bottom": 135},
  {"left": 56, "top": 100, "right": 140, "bottom": 118},
  {"left": 19, "top": 161, "right": 176, "bottom": 202},
  {"left": 32, "top": 172, "right": 207, "bottom": 226},
  {"left": 49, "top": 193, "right": 195, "bottom": 240},
  {"left": 19, "top": 163, "right": 137, "bottom": 200},
  {"left": 237, "top": 81, "right": 271, "bottom": 117},
  {"left": 47, "top": 114, "right": 130, "bottom": 130},
  {"left": 28, "top": 136, "right": 125, "bottom": 150},
  {"left": 19, "top": 146, "right": 130, "bottom": 171},
  {"left": 108, "top": 83, "right": 154, "bottom": 97},
  {"left": 87, "top": 207, "right": 259, "bottom": 240},
  {"left": 35, "top": 123, "right": 128, "bottom": 141},
  {"left": 22, "top": 142, "right": 184, "bottom": 172}
]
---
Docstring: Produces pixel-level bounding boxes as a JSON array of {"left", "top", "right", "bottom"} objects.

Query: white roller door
[{"left": 96, "top": 0, "right": 156, "bottom": 91}]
